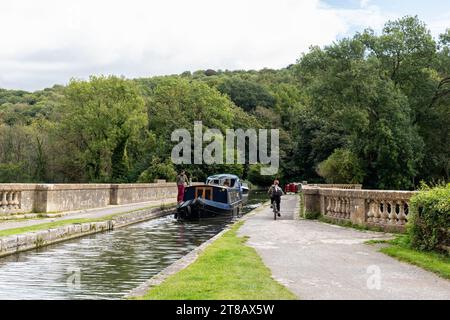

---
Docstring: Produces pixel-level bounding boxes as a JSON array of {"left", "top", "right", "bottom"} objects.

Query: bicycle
[{"left": 272, "top": 199, "right": 279, "bottom": 220}]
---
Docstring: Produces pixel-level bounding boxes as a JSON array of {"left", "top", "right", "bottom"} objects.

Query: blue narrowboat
[{"left": 175, "top": 174, "right": 249, "bottom": 220}]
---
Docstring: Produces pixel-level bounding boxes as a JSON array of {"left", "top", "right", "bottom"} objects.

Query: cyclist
[{"left": 268, "top": 179, "right": 283, "bottom": 217}]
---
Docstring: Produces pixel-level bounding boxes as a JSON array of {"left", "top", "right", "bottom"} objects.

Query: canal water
[{"left": 0, "top": 192, "right": 267, "bottom": 300}]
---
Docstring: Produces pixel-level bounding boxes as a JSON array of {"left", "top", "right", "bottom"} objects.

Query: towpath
[{"left": 239, "top": 194, "right": 450, "bottom": 299}]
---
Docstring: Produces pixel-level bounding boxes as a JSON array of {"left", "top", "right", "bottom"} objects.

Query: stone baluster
[
  {"left": 333, "top": 197, "right": 339, "bottom": 217},
  {"left": 373, "top": 200, "right": 381, "bottom": 223},
  {"left": 380, "top": 200, "right": 389, "bottom": 223},
  {"left": 1, "top": 191, "right": 7, "bottom": 209},
  {"left": 6, "top": 191, "right": 13, "bottom": 209},
  {"left": 345, "top": 197, "right": 351, "bottom": 219},
  {"left": 12, "top": 191, "right": 20, "bottom": 209},
  {"left": 340, "top": 198, "right": 345, "bottom": 218},
  {"left": 388, "top": 200, "right": 397, "bottom": 224},
  {"left": 366, "top": 200, "right": 374, "bottom": 222},
  {"left": 326, "top": 197, "right": 331, "bottom": 216},
  {"left": 329, "top": 197, "right": 334, "bottom": 216},
  {"left": 342, "top": 198, "right": 346, "bottom": 219},
  {"left": 336, "top": 197, "right": 342, "bottom": 218},
  {"left": 397, "top": 201, "right": 407, "bottom": 225}
]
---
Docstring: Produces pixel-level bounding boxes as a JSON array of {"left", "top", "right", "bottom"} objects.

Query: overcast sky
[{"left": 0, "top": 0, "right": 449, "bottom": 91}]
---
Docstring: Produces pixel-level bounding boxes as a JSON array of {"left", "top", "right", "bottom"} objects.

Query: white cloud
[
  {"left": 0, "top": 0, "right": 392, "bottom": 91},
  {"left": 427, "top": 11, "right": 450, "bottom": 38}
]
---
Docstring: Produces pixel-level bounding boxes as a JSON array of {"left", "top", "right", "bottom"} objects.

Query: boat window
[{"left": 195, "top": 187, "right": 213, "bottom": 200}]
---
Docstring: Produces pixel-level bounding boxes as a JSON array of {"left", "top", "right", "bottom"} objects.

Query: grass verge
[
  {"left": 0, "top": 203, "right": 175, "bottom": 237},
  {"left": 139, "top": 221, "right": 297, "bottom": 300},
  {"left": 367, "top": 236, "right": 450, "bottom": 280},
  {"left": 319, "top": 216, "right": 386, "bottom": 232}
]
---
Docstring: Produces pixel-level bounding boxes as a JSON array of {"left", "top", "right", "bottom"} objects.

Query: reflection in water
[{"left": 0, "top": 192, "right": 267, "bottom": 300}]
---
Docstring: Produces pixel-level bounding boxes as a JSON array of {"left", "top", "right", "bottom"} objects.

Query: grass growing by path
[
  {"left": 140, "top": 221, "right": 297, "bottom": 300},
  {"left": 367, "top": 236, "right": 450, "bottom": 280},
  {"left": 0, "top": 203, "right": 175, "bottom": 237}
]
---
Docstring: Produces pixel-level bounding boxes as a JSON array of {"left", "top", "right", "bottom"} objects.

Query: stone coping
[
  {"left": 303, "top": 186, "right": 417, "bottom": 199},
  {"left": 0, "top": 184, "right": 39, "bottom": 191},
  {"left": 111, "top": 183, "right": 177, "bottom": 189},
  {"left": 37, "top": 184, "right": 113, "bottom": 190},
  {"left": 0, "top": 183, "right": 180, "bottom": 191}
]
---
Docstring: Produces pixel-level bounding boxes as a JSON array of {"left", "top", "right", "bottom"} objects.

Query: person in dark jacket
[{"left": 268, "top": 179, "right": 283, "bottom": 217}]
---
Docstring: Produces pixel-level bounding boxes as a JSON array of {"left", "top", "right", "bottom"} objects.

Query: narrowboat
[{"left": 175, "top": 174, "right": 249, "bottom": 220}]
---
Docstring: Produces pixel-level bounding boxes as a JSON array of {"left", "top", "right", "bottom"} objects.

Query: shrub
[
  {"left": 247, "top": 164, "right": 276, "bottom": 187},
  {"left": 408, "top": 183, "right": 450, "bottom": 254},
  {"left": 138, "top": 158, "right": 177, "bottom": 183},
  {"left": 317, "top": 148, "right": 365, "bottom": 184}
]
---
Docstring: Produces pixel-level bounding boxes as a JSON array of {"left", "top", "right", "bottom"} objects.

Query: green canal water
[{"left": 0, "top": 192, "right": 268, "bottom": 300}]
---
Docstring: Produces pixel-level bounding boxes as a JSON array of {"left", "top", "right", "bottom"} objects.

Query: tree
[
  {"left": 358, "top": 16, "right": 436, "bottom": 87},
  {"left": 59, "top": 76, "right": 147, "bottom": 182},
  {"left": 317, "top": 149, "right": 365, "bottom": 184},
  {"left": 138, "top": 158, "right": 177, "bottom": 182},
  {"left": 247, "top": 164, "right": 276, "bottom": 187},
  {"left": 294, "top": 35, "right": 423, "bottom": 189},
  {"left": 217, "top": 78, "right": 276, "bottom": 111}
]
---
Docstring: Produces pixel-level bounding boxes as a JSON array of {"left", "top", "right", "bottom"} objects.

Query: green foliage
[
  {"left": 317, "top": 149, "right": 365, "bottom": 184},
  {"left": 217, "top": 78, "right": 276, "bottom": 111},
  {"left": 138, "top": 158, "right": 177, "bottom": 182},
  {"left": 0, "top": 162, "right": 30, "bottom": 183},
  {"left": 246, "top": 164, "right": 276, "bottom": 187},
  {"left": 0, "top": 16, "right": 448, "bottom": 188},
  {"left": 59, "top": 76, "right": 147, "bottom": 182},
  {"left": 408, "top": 183, "right": 450, "bottom": 253},
  {"left": 293, "top": 18, "right": 432, "bottom": 189}
]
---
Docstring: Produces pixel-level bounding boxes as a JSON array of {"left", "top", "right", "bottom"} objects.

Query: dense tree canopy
[{"left": 0, "top": 16, "right": 448, "bottom": 189}]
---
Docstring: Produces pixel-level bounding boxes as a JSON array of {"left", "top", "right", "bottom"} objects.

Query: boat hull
[
  {"left": 175, "top": 180, "right": 246, "bottom": 221},
  {"left": 175, "top": 198, "right": 242, "bottom": 220}
]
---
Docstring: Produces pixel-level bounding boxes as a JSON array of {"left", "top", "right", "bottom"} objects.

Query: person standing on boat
[
  {"left": 268, "top": 179, "right": 283, "bottom": 217},
  {"left": 176, "top": 170, "right": 188, "bottom": 204}
]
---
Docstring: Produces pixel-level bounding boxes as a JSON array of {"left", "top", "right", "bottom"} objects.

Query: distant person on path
[
  {"left": 176, "top": 170, "right": 188, "bottom": 204},
  {"left": 268, "top": 179, "right": 283, "bottom": 217}
]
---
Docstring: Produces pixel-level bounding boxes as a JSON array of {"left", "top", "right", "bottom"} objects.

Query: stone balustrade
[
  {"left": 0, "top": 184, "right": 37, "bottom": 215},
  {"left": 324, "top": 195, "right": 352, "bottom": 220},
  {"left": 0, "top": 190, "right": 20, "bottom": 210},
  {"left": 302, "top": 186, "right": 416, "bottom": 232},
  {"left": 0, "top": 181, "right": 184, "bottom": 216}
]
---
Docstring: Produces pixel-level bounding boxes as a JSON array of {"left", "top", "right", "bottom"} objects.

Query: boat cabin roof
[{"left": 206, "top": 174, "right": 240, "bottom": 188}]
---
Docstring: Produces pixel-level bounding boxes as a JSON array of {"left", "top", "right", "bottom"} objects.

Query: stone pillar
[
  {"left": 110, "top": 184, "right": 119, "bottom": 205},
  {"left": 34, "top": 184, "right": 52, "bottom": 213},
  {"left": 350, "top": 196, "right": 366, "bottom": 225},
  {"left": 302, "top": 188, "right": 321, "bottom": 216}
]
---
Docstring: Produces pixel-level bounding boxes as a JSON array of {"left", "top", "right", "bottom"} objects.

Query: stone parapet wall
[
  {"left": 0, "top": 181, "right": 186, "bottom": 215},
  {"left": 302, "top": 186, "right": 417, "bottom": 233},
  {"left": 35, "top": 184, "right": 112, "bottom": 213},
  {"left": 110, "top": 183, "right": 177, "bottom": 205}
]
